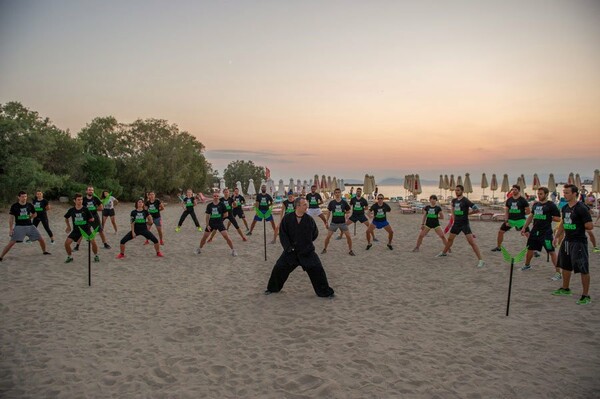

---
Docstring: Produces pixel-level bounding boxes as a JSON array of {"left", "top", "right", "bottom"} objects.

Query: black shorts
[
  {"left": 209, "top": 221, "right": 226, "bottom": 232},
  {"left": 89, "top": 216, "right": 103, "bottom": 233},
  {"left": 527, "top": 230, "right": 555, "bottom": 252},
  {"left": 349, "top": 214, "right": 368, "bottom": 224},
  {"left": 120, "top": 229, "right": 158, "bottom": 245},
  {"left": 500, "top": 220, "right": 528, "bottom": 232},
  {"left": 425, "top": 219, "right": 441, "bottom": 229},
  {"left": 450, "top": 223, "right": 472, "bottom": 236},
  {"left": 68, "top": 225, "right": 91, "bottom": 241},
  {"left": 232, "top": 208, "right": 245, "bottom": 218},
  {"left": 102, "top": 209, "right": 115, "bottom": 217},
  {"left": 227, "top": 216, "right": 239, "bottom": 230},
  {"left": 558, "top": 241, "right": 589, "bottom": 274}
]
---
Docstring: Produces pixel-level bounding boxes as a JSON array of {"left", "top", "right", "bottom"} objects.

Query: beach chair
[{"left": 197, "top": 192, "right": 208, "bottom": 203}]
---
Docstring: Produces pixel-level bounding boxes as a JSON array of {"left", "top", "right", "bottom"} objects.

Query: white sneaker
[
  {"left": 477, "top": 260, "right": 485, "bottom": 268},
  {"left": 231, "top": 249, "right": 238, "bottom": 257},
  {"left": 435, "top": 252, "right": 447, "bottom": 258},
  {"left": 551, "top": 272, "right": 562, "bottom": 281},
  {"left": 195, "top": 247, "right": 202, "bottom": 255}
]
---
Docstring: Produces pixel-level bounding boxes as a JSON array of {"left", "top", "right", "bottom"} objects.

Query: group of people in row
[{"left": 1, "top": 182, "right": 596, "bottom": 304}]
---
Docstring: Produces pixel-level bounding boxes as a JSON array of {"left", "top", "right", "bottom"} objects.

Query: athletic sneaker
[
  {"left": 197, "top": 226, "right": 203, "bottom": 232},
  {"left": 73, "top": 244, "right": 80, "bottom": 251},
  {"left": 373, "top": 237, "right": 379, "bottom": 242},
  {"left": 264, "top": 290, "right": 272, "bottom": 295},
  {"left": 65, "top": 256, "right": 74, "bottom": 263},
  {"left": 336, "top": 236, "right": 343, "bottom": 240},
  {"left": 195, "top": 247, "right": 202, "bottom": 255},
  {"left": 116, "top": 253, "right": 125, "bottom": 259},
  {"left": 50, "top": 240, "right": 55, "bottom": 245},
  {"left": 93, "top": 255, "right": 100, "bottom": 263},
  {"left": 551, "top": 272, "right": 562, "bottom": 281},
  {"left": 144, "top": 240, "right": 149, "bottom": 245},
  {"left": 157, "top": 252, "right": 164, "bottom": 257},
  {"left": 103, "top": 243, "right": 111, "bottom": 249},
  {"left": 321, "top": 249, "right": 327, "bottom": 254},
  {"left": 593, "top": 247, "right": 600, "bottom": 253},
  {"left": 412, "top": 247, "right": 419, "bottom": 252},
  {"left": 349, "top": 250, "right": 356, "bottom": 256},
  {"left": 366, "top": 243, "right": 373, "bottom": 250},
  {"left": 24, "top": 239, "right": 32, "bottom": 244},
  {"left": 436, "top": 252, "right": 448, "bottom": 257},
  {"left": 43, "top": 251, "right": 51, "bottom": 255},
  {"left": 477, "top": 260, "right": 485, "bottom": 268},
  {"left": 231, "top": 249, "right": 238, "bottom": 257},
  {"left": 491, "top": 247, "right": 501, "bottom": 252},
  {"left": 246, "top": 231, "right": 252, "bottom": 236},
  {"left": 175, "top": 226, "right": 181, "bottom": 232},
  {"left": 576, "top": 295, "right": 591, "bottom": 305},
  {"left": 387, "top": 244, "right": 393, "bottom": 250},
  {"left": 520, "top": 265, "right": 532, "bottom": 271},
  {"left": 160, "top": 240, "right": 165, "bottom": 245},
  {"left": 533, "top": 251, "right": 540, "bottom": 258},
  {"left": 552, "top": 288, "right": 572, "bottom": 296}
]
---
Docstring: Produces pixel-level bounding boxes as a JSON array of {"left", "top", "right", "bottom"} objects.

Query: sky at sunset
[{"left": 1, "top": 0, "right": 599, "bottom": 182}]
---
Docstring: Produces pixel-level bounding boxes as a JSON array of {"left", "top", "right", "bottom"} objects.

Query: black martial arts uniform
[{"left": 266, "top": 211, "right": 334, "bottom": 297}]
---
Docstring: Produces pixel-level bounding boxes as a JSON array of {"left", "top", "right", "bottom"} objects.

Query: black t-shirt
[
  {"left": 10, "top": 202, "right": 35, "bottom": 226},
  {"left": 306, "top": 192, "right": 322, "bottom": 209},
  {"left": 255, "top": 193, "right": 273, "bottom": 212},
  {"left": 424, "top": 205, "right": 442, "bottom": 220},
  {"left": 451, "top": 197, "right": 474, "bottom": 224},
  {"left": 145, "top": 199, "right": 162, "bottom": 219},
  {"left": 530, "top": 201, "right": 560, "bottom": 233},
  {"left": 183, "top": 196, "right": 195, "bottom": 208},
  {"left": 32, "top": 198, "right": 49, "bottom": 217},
  {"left": 83, "top": 195, "right": 102, "bottom": 216},
  {"left": 221, "top": 197, "right": 234, "bottom": 211},
  {"left": 350, "top": 197, "right": 369, "bottom": 216},
  {"left": 328, "top": 199, "right": 350, "bottom": 224},
  {"left": 506, "top": 196, "right": 529, "bottom": 220},
  {"left": 130, "top": 209, "right": 150, "bottom": 232},
  {"left": 233, "top": 194, "right": 246, "bottom": 207},
  {"left": 561, "top": 202, "right": 592, "bottom": 242},
  {"left": 206, "top": 201, "right": 227, "bottom": 222},
  {"left": 283, "top": 199, "right": 295, "bottom": 214},
  {"left": 64, "top": 206, "right": 94, "bottom": 228},
  {"left": 370, "top": 202, "right": 391, "bottom": 222}
]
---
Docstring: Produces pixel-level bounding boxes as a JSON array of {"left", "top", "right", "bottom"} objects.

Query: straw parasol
[
  {"left": 532, "top": 173, "right": 541, "bottom": 190},
  {"left": 288, "top": 178, "right": 295, "bottom": 194},
  {"left": 591, "top": 169, "right": 599, "bottom": 194},
  {"left": 547, "top": 173, "right": 556, "bottom": 193},
  {"left": 277, "top": 179, "right": 285, "bottom": 197},
  {"left": 520, "top": 174, "right": 526, "bottom": 191},
  {"left": 449, "top": 175, "right": 456, "bottom": 196},
  {"left": 247, "top": 179, "right": 256, "bottom": 199},
  {"left": 321, "top": 175, "right": 327, "bottom": 193},
  {"left": 327, "top": 176, "right": 333, "bottom": 192},
  {"left": 501, "top": 174, "right": 510, "bottom": 194},
  {"left": 438, "top": 175, "right": 444, "bottom": 197},
  {"left": 481, "top": 173, "right": 489, "bottom": 197},
  {"left": 575, "top": 173, "right": 582, "bottom": 190},
  {"left": 339, "top": 179, "right": 345, "bottom": 193},
  {"left": 313, "top": 175, "right": 319, "bottom": 189},
  {"left": 267, "top": 178, "right": 276, "bottom": 196},
  {"left": 444, "top": 174, "right": 450, "bottom": 197},
  {"left": 457, "top": 175, "right": 463, "bottom": 188},
  {"left": 414, "top": 174, "right": 422, "bottom": 198},
  {"left": 490, "top": 174, "right": 498, "bottom": 200},
  {"left": 464, "top": 173, "right": 473, "bottom": 198},
  {"left": 331, "top": 177, "right": 338, "bottom": 192},
  {"left": 568, "top": 172, "right": 575, "bottom": 185}
]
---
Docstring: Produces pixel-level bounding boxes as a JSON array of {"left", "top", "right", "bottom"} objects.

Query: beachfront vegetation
[{"left": 223, "top": 160, "right": 265, "bottom": 195}]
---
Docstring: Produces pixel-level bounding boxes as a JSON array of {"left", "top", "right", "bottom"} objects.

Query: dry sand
[{"left": 1, "top": 200, "right": 599, "bottom": 398}]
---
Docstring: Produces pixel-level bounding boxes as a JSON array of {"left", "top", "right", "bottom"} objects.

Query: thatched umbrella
[
  {"left": 501, "top": 174, "right": 510, "bottom": 194},
  {"left": 444, "top": 174, "right": 450, "bottom": 198},
  {"left": 457, "top": 175, "right": 463, "bottom": 188},
  {"left": 438, "top": 175, "right": 444, "bottom": 197},
  {"left": 532, "top": 173, "right": 541, "bottom": 190},
  {"left": 520, "top": 174, "right": 527, "bottom": 191},
  {"left": 339, "top": 179, "right": 345, "bottom": 193},
  {"left": 481, "top": 173, "right": 489, "bottom": 197},
  {"left": 330, "top": 177, "right": 338, "bottom": 192},
  {"left": 490, "top": 174, "right": 498, "bottom": 201},
  {"left": 414, "top": 174, "right": 422, "bottom": 198},
  {"left": 464, "top": 173, "right": 473, "bottom": 198},
  {"left": 568, "top": 172, "right": 575, "bottom": 185},
  {"left": 592, "top": 169, "right": 600, "bottom": 195},
  {"left": 313, "top": 175, "right": 320, "bottom": 190},
  {"left": 449, "top": 174, "right": 456, "bottom": 196},
  {"left": 547, "top": 173, "right": 557, "bottom": 193},
  {"left": 575, "top": 173, "right": 582, "bottom": 190},
  {"left": 370, "top": 175, "right": 376, "bottom": 197}
]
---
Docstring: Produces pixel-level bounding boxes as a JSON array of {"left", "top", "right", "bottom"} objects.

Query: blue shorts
[
  {"left": 254, "top": 213, "right": 274, "bottom": 222},
  {"left": 152, "top": 217, "right": 162, "bottom": 227},
  {"left": 372, "top": 220, "right": 389, "bottom": 229}
]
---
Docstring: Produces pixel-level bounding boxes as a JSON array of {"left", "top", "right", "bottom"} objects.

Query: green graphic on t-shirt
[
  {"left": 564, "top": 224, "right": 576, "bottom": 230},
  {"left": 533, "top": 214, "right": 546, "bottom": 220}
]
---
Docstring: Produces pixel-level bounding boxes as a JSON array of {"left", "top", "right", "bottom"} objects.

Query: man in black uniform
[
  {"left": 116, "top": 199, "right": 164, "bottom": 259},
  {"left": 64, "top": 193, "right": 99, "bottom": 263},
  {"left": 437, "top": 185, "right": 485, "bottom": 267},
  {"left": 337, "top": 187, "right": 374, "bottom": 242},
  {"left": 196, "top": 192, "right": 237, "bottom": 256},
  {"left": 552, "top": 184, "right": 593, "bottom": 305},
  {"left": 491, "top": 184, "right": 530, "bottom": 251},
  {"left": 265, "top": 197, "right": 335, "bottom": 298}
]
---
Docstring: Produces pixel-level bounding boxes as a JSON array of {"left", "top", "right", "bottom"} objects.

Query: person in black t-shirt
[
  {"left": 64, "top": 193, "right": 99, "bottom": 263},
  {"left": 322, "top": 188, "right": 354, "bottom": 255},
  {"left": 248, "top": 184, "right": 278, "bottom": 243},
  {"left": 228, "top": 187, "right": 250, "bottom": 232},
  {"left": 145, "top": 191, "right": 165, "bottom": 245},
  {"left": 101, "top": 190, "right": 119, "bottom": 234},
  {"left": 365, "top": 194, "right": 394, "bottom": 250},
  {"left": 412, "top": 195, "right": 448, "bottom": 252},
  {"left": 207, "top": 188, "right": 247, "bottom": 242},
  {"left": 305, "top": 185, "right": 329, "bottom": 229},
  {"left": 196, "top": 191, "right": 237, "bottom": 256},
  {"left": 0, "top": 191, "right": 51, "bottom": 262},
  {"left": 116, "top": 199, "right": 163, "bottom": 259},
  {"left": 176, "top": 188, "right": 202, "bottom": 232},
  {"left": 491, "top": 184, "right": 530, "bottom": 252},
  {"left": 337, "top": 187, "right": 375, "bottom": 242},
  {"left": 31, "top": 190, "right": 54, "bottom": 244},
  {"left": 76, "top": 186, "right": 111, "bottom": 250},
  {"left": 520, "top": 187, "right": 561, "bottom": 277},
  {"left": 552, "top": 184, "right": 593, "bottom": 305},
  {"left": 437, "top": 185, "right": 484, "bottom": 267}
]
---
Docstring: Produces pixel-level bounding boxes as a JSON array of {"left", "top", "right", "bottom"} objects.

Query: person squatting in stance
[
  {"left": 176, "top": 189, "right": 202, "bottom": 232},
  {"left": 0, "top": 191, "right": 51, "bottom": 262},
  {"left": 196, "top": 191, "right": 237, "bottom": 257},
  {"left": 520, "top": 186, "right": 561, "bottom": 278},
  {"left": 437, "top": 185, "right": 485, "bottom": 268},
  {"left": 305, "top": 184, "right": 329, "bottom": 229},
  {"left": 491, "top": 184, "right": 530, "bottom": 252},
  {"left": 248, "top": 184, "right": 277, "bottom": 243},
  {"left": 101, "top": 190, "right": 119, "bottom": 234},
  {"left": 265, "top": 197, "right": 335, "bottom": 298},
  {"left": 117, "top": 199, "right": 163, "bottom": 259},
  {"left": 207, "top": 188, "right": 247, "bottom": 243},
  {"left": 412, "top": 195, "right": 448, "bottom": 252},
  {"left": 145, "top": 191, "right": 165, "bottom": 245},
  {"left": 64, "top": 193, "right": 99, "bottom": 263},
  {"left": 337, "top": 187, "right": 375, "bottom": 242},
  {"left": 365, "top": 194, "right": 394, "bottom": 250},
  {"left": 76, "top": 186, "right": 111, "bottom": 250},
  {"left": 552, "top": 184, "right": 593, "bottom": 305},
  {"left": 322, "top": 188, "right": 355, "bottom": 256},
  {"left": 31, "top": 190, "right": 55, "bottom": 244},
  {"left": 229, "top": 187, "right": 250, "bottom": 233}
]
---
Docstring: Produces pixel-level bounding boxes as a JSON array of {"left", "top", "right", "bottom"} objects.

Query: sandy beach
[{"left": 1, "top": 200, "right": 598, "bottom": 398}]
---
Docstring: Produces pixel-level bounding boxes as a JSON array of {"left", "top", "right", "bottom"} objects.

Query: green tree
[{"left": 223, "top": 160, "right": 265, "bottom": 194}]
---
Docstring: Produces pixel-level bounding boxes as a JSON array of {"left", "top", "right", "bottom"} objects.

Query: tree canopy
[{"left": 223, "top": 160, "right": 266, "bottom": 195}]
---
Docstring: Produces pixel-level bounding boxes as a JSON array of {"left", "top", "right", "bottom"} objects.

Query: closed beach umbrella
[
  {"left": 481, "top": 173, "right": 489, "bottom": 196},
  {"left": 520, "top": 174, "right": 526, "bottom": 190},
  {"left": 331, "top": 177, "right": 338, "bottom": 192},
  {"left": 296, "top": 179, "right": 302, "bottom": 193},
  {"left": 592, "top": 169, "right": 600, "bottom": 194},
  {"left": 532, "top": 173, "right": 541, "bottom": 190},
  {"left": 575, "top": 173, "right": 582, "bottom": 190},
  {"left": 313, "top": 175, "right": 319, "bottom": 189},
  {"left": 339, "top": 179, "right": 345, "bottom": 193},
  {"left": 547, "top": 173, "right": 557, "bottom": 192},
  {"left": 490, "top": 174, "right": 498, "bottom": 200},
  {"left": 236, "top": 181, "right": 244, "bottom": 196},
  {"left": 438, "top": 175, "right": 444, "bottom": 196},
  {"left": 449, "top": 174, "right": 456, "bottom": 190},
  {"left": 278, "top": 179, "right": 285, "bottom": 197},
  {"left": 457, "top": 175, "right": 463, "bottom": 188},
  {"left": 247, "top": 179, "right": 256, "bottom": 199},
  {"left": 464, "top": 173, "right": 473, "bottom": 197},
  {"left": 444, "top": 174, "right": 450, "bottom": 197},
  {"left": 219, "top": 178, "right": 226, "bottom": 195},
  {"left": 327, "top": 176, "right": 333, "bottom": 191},
  {"left": 568, "top": 172, "right": 575, "bottom": 185},
  {"left": 303, "top": 180, "right": 308, "bottom": 192},
  {"left": 501, "top": 174, "right": 510, "bottom": 193},
  {"left": 363, "top": 174, "right": 371, "bottom": 196},
  {"left": 289, "top": 178, "right": 295, "bottom": 193},
  {"left": 321, "top": 175, "right": 327, "bottom": 193},
  {"left": 415, "top": 174, "right": 422, "bottom": 197}
]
